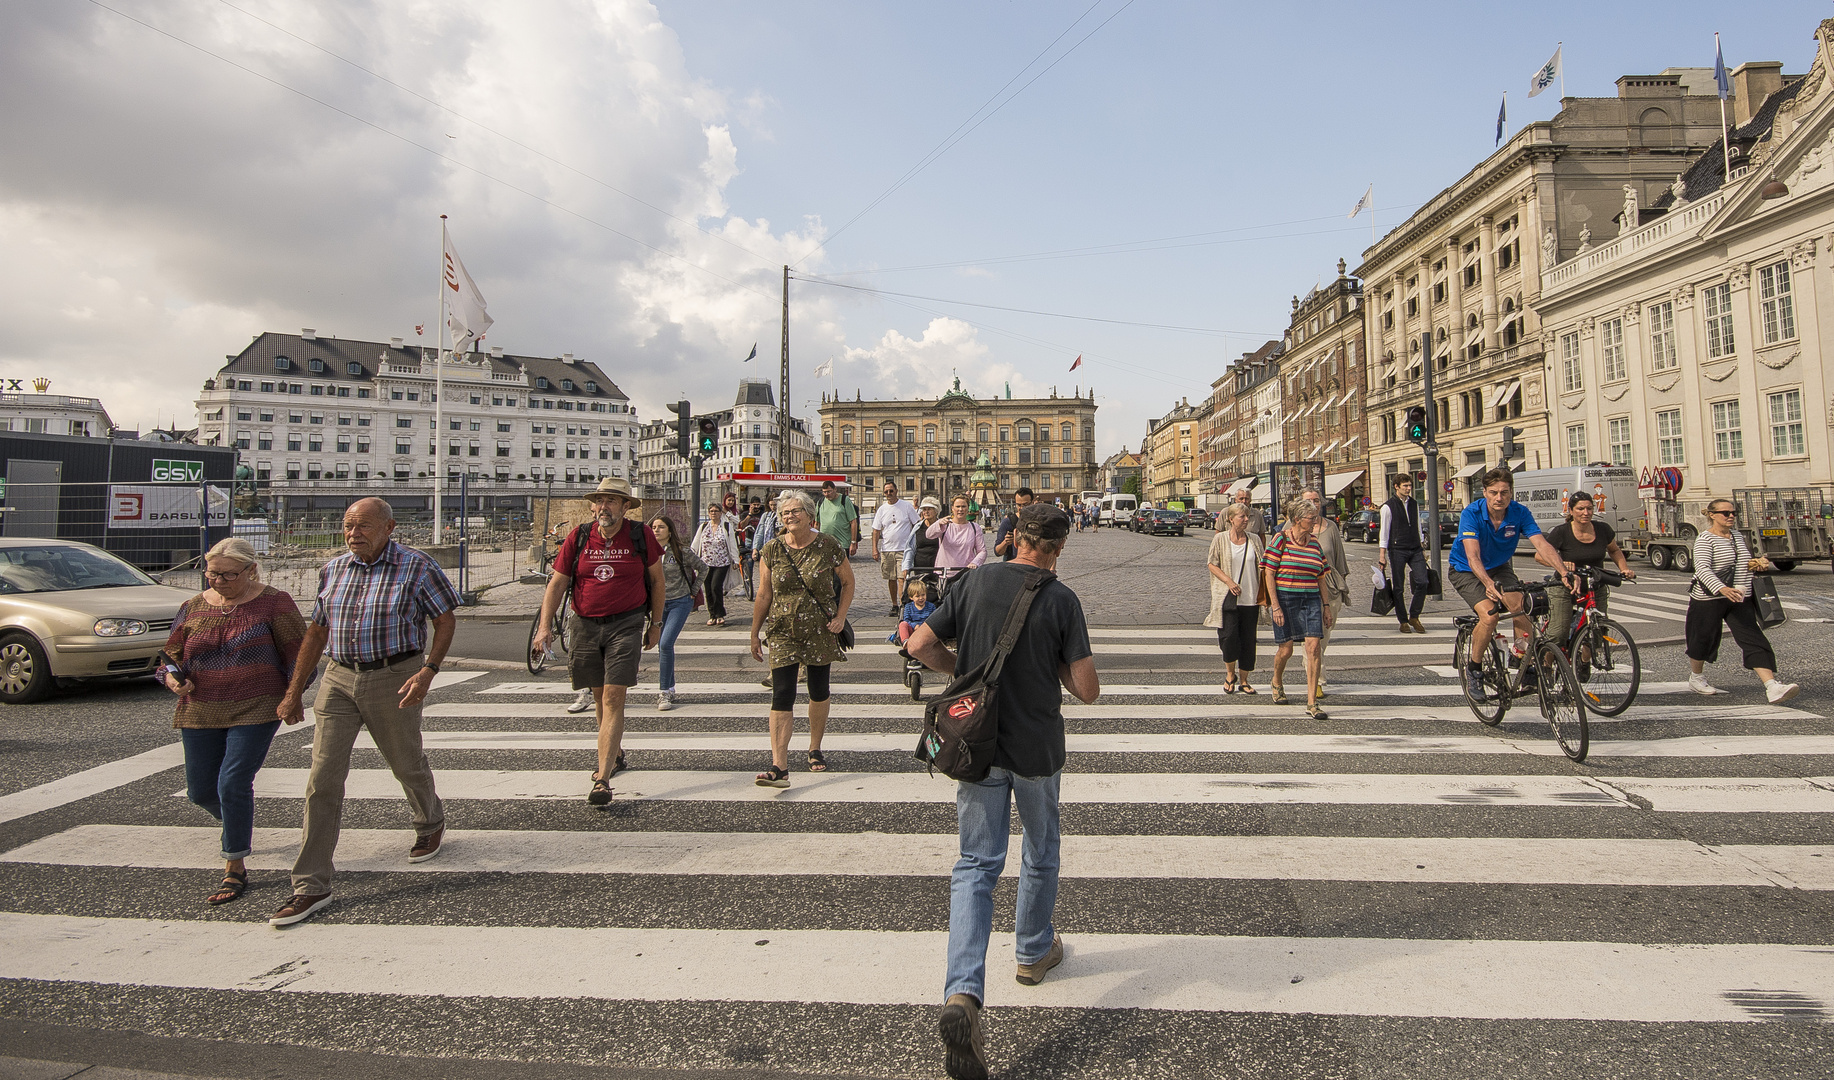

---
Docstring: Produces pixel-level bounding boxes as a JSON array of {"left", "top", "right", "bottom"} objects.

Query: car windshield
[{"left": 0, "top": 544, "right": 157, "bottom": 595}]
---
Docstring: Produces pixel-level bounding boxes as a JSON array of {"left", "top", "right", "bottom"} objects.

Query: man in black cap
[{"left": 905, "top": 502, "right": 1099, "bottom": 1080}]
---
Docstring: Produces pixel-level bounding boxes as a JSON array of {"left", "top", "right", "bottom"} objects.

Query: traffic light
[
  {"left": 670, "top": 400, "right": 691, "bottom": 459},
  {"left": 1501, "top": 425, "right": 1521, "bottom": 460},
  {"left": 696, "top": 417, "right": 718, "bottom": 457},
  {"left": 1404, "top": 405, "right": 1430, "bottom": 446}
]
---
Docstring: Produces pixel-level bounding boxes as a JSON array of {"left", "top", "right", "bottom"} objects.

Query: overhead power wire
[
  {"left": 796, "top": 275, "right": 1277, "bottom": 338},
  {"left": 794, "top": 0, "right": 1137, "bottom": 268},
  {"left": 84, "top": 0, "right": 780, "bottom": 303},
  {"left": 212, "top": 0, "right": 785, "bottom": 275}
]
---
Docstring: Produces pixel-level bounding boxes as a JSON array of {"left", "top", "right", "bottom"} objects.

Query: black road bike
[{"left": 1451, "top": 577, "right": 1591, "bottom": 762}]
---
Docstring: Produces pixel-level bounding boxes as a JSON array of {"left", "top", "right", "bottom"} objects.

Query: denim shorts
[{"left": 1272, "top": 588, "right": 1323, "bottom": 644}]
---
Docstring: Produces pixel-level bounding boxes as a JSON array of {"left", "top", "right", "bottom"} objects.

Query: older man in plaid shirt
[{"left": 270, "top": 497, "right": 461, "bottom": 926}]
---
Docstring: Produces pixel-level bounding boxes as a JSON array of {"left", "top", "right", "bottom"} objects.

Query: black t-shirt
[
  {"left": 1546, "top": 521, "right": 1616, "bottom": 569},
  {"left": 995, "top": 513, "right": 1020, "bottom": 561},
  {"left": 922, "top": 561, "right": 1093, "bottom": 778}
]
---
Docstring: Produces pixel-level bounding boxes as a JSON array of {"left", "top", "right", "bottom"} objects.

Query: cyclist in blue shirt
[{"left": 1448, "top": 467, "right": 1569, "bottom": 700}]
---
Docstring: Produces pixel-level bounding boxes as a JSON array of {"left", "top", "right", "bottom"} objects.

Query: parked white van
[{"left": 1098, "top": 493, "right": 1137, "bottom": 527}]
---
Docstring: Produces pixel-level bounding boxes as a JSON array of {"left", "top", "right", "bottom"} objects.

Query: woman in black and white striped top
[{"left": 1684, "top": 498, "right": 1798, "bottom": 702}]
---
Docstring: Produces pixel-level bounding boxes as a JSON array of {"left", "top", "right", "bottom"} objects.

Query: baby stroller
[{"left": 897, "top": 565, "right": 970, "bottom": 701}]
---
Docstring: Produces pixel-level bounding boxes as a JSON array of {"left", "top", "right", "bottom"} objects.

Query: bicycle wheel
[
  {"left": 1456, "top": 625, "right": 1510, "bottom": 726},
  {"left": 1577, "top": 617, "right": 1640, "bottom": 717},
  {"left": 526, "top": 610, "right": 548, "bottom": 675},
  {"left": 555, "top": 592, "right": 574, "bottom": 653},
  {"left": 1535, "top": 643, "right": 1589, "bottom": 762}
]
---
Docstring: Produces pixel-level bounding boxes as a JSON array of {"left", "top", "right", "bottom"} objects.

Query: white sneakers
[
  {"left": 1766, "top": 679, "right": 1802, "bottom": 704},
  {"left": 566, "top": 688, "right": 594, "bottom": 714},
  {"left": 657, "top": 689, "right": 677, "bottom": 711},
  {"left": 1687, "top": 673, "right": 1721, "bottom": 696}
]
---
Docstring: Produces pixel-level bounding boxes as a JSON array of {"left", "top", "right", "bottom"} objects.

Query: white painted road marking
[
  {"left": 13, "top": 825, "right": 1834, "bottom": 890},
  {"left": 4, "top": 911, "right": 1832, "bottom": 1022}
]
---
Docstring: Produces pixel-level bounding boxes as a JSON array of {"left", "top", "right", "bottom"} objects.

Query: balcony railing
[{"left": 1541, "top": 190, "right": 1728, "bottom": 292}]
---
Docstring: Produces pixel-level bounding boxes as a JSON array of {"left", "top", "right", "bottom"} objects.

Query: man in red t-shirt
[{"left": 534, "top": 477, "right": 664, "bottom": 804}]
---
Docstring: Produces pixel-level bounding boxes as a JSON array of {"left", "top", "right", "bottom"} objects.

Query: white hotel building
[{"left": 194, "top": 330, "right": 639, "bottom": 509}]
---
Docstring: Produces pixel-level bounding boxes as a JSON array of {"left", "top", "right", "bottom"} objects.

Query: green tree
[{"left": 1121, "top": 474, "right": 1141, "bottom": 497}]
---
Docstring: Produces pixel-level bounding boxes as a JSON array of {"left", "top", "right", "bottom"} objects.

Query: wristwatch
[{"left": 422, "top": 661, "right": 441, "bottom": 675}]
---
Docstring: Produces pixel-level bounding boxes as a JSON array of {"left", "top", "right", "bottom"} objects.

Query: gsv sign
[{"left": 151, "top": 459, "right": 205, "bottom": 483}]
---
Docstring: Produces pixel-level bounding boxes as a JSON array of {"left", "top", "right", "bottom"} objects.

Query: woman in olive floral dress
[{"left": 749, "top": 489, "right": 854, "bottom": 787}]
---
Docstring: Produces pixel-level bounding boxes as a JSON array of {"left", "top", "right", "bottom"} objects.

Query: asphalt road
[{"left": 5, "top": 525, "right": 1834, "bottom": 1080}]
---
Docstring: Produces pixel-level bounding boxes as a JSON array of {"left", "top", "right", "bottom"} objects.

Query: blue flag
[
  {"left": 1496, "top": 93, "right": 1507, "bottom": 146},
  {"left": 742, "top": 342, "right": 757, "bottom": 362},
  {"left": 1714, "top": 35, "right": 1729, "bottom": 100}
]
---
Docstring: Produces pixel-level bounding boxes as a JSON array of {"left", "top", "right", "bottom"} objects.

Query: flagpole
[
  {"left": 1557, "top": 41, "right": 1564, "bottom": 99},
  {"left": 1717, "top": 32, "right": 1732, "bottom": 180},
  {"left": 435, "top": 215, "right": 447, "bottom": 545}
]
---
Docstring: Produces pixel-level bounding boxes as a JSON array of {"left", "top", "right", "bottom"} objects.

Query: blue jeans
[
  {"left": 945, "top": 767, "right": 1062, "bottom": 1004},
  {"left": 181, "top": 721, "right": 281, "bottom": 860},
  {"left": 657, "top": 594, "right": 694, "bottom": 691}
]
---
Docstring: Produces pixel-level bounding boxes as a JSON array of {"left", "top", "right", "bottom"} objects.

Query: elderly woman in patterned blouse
[{"left": 159, "top": 537, "right": 307, "bottom": 905}]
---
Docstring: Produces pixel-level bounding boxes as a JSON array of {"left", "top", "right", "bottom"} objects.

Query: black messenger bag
[{"left": 914, "top": 568, "right": 1055, "bottom": 782}]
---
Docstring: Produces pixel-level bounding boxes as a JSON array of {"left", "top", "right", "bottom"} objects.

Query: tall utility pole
[
  {"left": 1421, "top": 331, "right": 1442, "bottom": 597},
  {"left": 779, "top": 265, "right": 790, "bottom": 472}
]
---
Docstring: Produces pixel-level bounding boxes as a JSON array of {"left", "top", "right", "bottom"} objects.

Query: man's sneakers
[
  {"left": 269, "top": 892, "right": 332, "bottom": 927},
  {"left": 1766, "top": 679, "right": 1802, "bottom": 704},
  {"left": 1465, "top": 668, "right": 1488, "bottom": 702},
  {"left": 1688, "top": 673, "right": 1722, "bottom": 696},
  {"left": 939, "top": 993, "right": 988, "bottom": 1080},
  {"left": 408, "top": 828, "right": 443, "bottom": 863},
  {"left": 1016, "top": 934, "right": 1063, "bottom": 986},
  {"left": 656, "top": 689, "right": 677, "bottom": 711},
  {"left": 566, "top": 688, "right": 594, "bottom": 714}
]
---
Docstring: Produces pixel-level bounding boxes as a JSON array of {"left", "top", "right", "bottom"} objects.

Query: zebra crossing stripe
[
  {"left": 3, "top": 910, "right": 1829, "bottom": 1022},
  {"left": 359, "top": 730, "right": 1834, "bottom": 758},
  {"left": 475, "top": 680, "right": 1715, "bottom": 699},
  {"left": 11, "top": 825, "right": 1834, "bottom": 889}
]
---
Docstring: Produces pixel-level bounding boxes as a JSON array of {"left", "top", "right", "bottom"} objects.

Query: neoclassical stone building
[
  {"left": 1279, "top": 262, "right": 1369, "bottom": 510},
  {"left": 817, "top": 380, "right": 1098, "bottom": 510},
  {"left": 1536, "top": 27, "right": 1830, "bottom": 526}
]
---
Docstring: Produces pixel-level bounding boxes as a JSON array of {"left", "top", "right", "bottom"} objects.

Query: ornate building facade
[
  {"left": 1279, "top": 262, "right": 1370, "bottom": 510},
  {"left": 1146, "top": 397, "right": 1202, "bottom": 502},
  {"left": 817, "top": 380, "right": 1098, "bottom": 510}
]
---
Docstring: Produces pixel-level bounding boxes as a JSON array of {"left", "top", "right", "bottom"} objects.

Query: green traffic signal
[
  {"left": 1404, "top": 405, "right": 1429, "bottom": 445},
  {"left": 696, "top": 417, "right": 718, "bottom": 456}
]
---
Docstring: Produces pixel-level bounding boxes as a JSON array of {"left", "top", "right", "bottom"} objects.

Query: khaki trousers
[{"left": 290, "top": 653, "right": 443, "bottom": 895}]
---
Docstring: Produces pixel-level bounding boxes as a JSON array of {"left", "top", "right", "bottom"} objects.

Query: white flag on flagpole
[
  {"left": 812, "top": 357, "right": 834, "bottom": 379},
  {"left": 1528, "top": 45, "right": 1562, "bottom": 98},
  {"left": 442, "top": 231, "right": 493, "bottom": 354},
  {"left": 1348, "top": 185, "right": 1374, "bottom": 219}
]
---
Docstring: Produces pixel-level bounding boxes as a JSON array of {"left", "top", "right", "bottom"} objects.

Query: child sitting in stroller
[{"left": 888, "top": 577, "right": 938, "bottom": 645}]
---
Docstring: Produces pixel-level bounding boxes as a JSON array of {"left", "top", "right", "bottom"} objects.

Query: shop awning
[
  {"left": 1454, "top": 462, "right": 1487, "bottom": 480},
  {"left": 1489, "top": 380, "right": 1522, "bottom": 411},
  {"left": 1225, "top": 477, "right": 1255, "bottom": 496},
  {"left": 1324, "top": 469, "right": 1365, "bottom": 495}
]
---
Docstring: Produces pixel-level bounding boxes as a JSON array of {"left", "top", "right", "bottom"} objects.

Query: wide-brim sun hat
[
  {"left": 919, "top": 496, "right": 941, "bottom": 510},
  {"left": 589, "top": 476, "right": 642, "bottom": 506}
]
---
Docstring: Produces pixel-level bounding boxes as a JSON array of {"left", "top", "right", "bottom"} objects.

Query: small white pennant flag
[
  {"left": 1348, "top": 185, "right": 1374, "bottom": 219},
  {"left": 1528, "top": 45, "right": 1562, "bottom": 98},
  {"left": 442, "top": 228, "right": 493, "bottom": 353},
  {"left": 812, "top": 357, "right": 834, "bottom": 379}
]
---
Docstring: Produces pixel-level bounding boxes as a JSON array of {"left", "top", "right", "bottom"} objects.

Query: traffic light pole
[
  {"left": 690, "top": 453, "right": 703, "bottom": 529},
  {"left": 1421, "top": 331, "right": 1442, "bottom": 598}
]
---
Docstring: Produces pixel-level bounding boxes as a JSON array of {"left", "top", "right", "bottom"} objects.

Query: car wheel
[{"left": 0, "top": 632, "right": 54, "bottom": 704}]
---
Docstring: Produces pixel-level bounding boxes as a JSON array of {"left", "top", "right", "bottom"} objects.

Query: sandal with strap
[
  {"left": 206, "top": 869, "right": 249, "bottom": 906},
  {"left": 807, "top": 749, "right": 829, "bottom": 772},
  {"left": 1271, "top": 686, "right": 1290, "bottom": 706},
  {"left": 755, "top": 765, "right": 791, "bottom": 789},
  {"left": 1223, "top": 677, "right": 1239, "bottom": 695},
  {"left": 1306, "top": 704, "right": 1329, "bottom": 721},
  {"left": 587, "top": 774, "right": 613, "bottom": 805},
  {"left": 1238, "top": 682, "right": 1258, "bottom": 695}
]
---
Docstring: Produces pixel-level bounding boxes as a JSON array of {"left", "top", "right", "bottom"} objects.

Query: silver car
[{"left": 0, "top": 538, "right": 195, "bottom": 703}]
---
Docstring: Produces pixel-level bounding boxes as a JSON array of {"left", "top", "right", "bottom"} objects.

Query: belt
[{"left": 333, "top": 649, "right": 421, "bottom": 672}]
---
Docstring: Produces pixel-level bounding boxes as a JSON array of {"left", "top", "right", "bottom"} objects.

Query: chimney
[
  {"left": 389, "top": 336, "right": 403, "bottom": 349},
  {"left": 1731, "top": 61, "right": 1784, "bottom": 127},
  {"left": 490, "top": 345, "right": 504, "bottom": 359},
  {"left": 301, "top": 328, "right": 317, "bottom": 341},
  {"left": 562, "top": 352, "right": 576, "bottom": 365}
]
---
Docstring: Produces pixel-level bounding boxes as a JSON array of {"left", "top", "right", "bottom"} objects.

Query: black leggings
[
  {"left": 770, "top": 663, "right": 831, "bottom": 711},
  {"left": 704, "top": 565, "right": 730, "bottom": 619}
]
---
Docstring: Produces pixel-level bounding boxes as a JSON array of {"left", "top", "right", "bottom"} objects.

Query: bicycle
[
  {"left": 1549, "top": 565, "right": 1641, "bottom": 717},
  {"left": 1451, "top": 576, "right": 1591, "bottom": 762},
  {"left": 526, "top": 525, "right": 574, "bottom": 675}
]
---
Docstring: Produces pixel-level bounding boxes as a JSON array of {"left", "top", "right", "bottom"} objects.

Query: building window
[
  {"left": 1647, "top": 301, "right": 1677, "bottom": 371},
  {"left": 1655, "top": 409, "right": 1685, "bottom": 465},
  {"left": 862, "top": 450, "right": 875, "bottom": 466},
  {"left": 287, "top": 436, "right": 301, "bottom": 451},
  {"left": 1710, "top": 400, "right": 1743, "bottom": 461},
  {"left": 1562, "top": 423, "right": 1586, "bottom": 466},
  {"left": 905, "top": 449, "right": 916, "bottom": 466},
  {"left": 1559, "top": 331, "right": 1582, "bottom": 393},
  {"left": 1607, "top": 417, "right": 1632, "bottom": 466},
  {"left": 257, "top": 435, "right": 272, "bottom": 450},
  {"left": 1768, "top": 389, "right": 1806, "bottom": 457},
  {"left": 841, "top": 450, "right": 853, "bottom": 467},
  {"left": 1599, "top": 317, "right": 1625, "bottom": 382},
  {"left": 1703, "top": 282, "right": 1735, "bottom": 359},
  {"left": 925, "top": 426, "right": 936, "bottom": 442},
  {"left": 841, "top": 427, "right": 853, "bottom": 444},
  {"left": 1759, "top": 261, "right": 1796, "bottom": 343},
  {"left": 1018, "top": 448, "right": 1032, "bottom": 464},
  {"left": 336, "top": 438, "right": 350, "bottom": 453},
  {"left": 978, "top": 425, "right": 990, "bottom": 441},
  {"left": 307, "top": 437, "right": 322, "bottom": 452}
]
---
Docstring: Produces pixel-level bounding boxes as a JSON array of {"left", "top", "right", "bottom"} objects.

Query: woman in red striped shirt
[{"left": 1262, "top": 498, "right": 1334, "bottom": 719}]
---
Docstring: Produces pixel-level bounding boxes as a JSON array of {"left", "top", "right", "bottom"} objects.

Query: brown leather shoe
[
  {"left": 408, "top": 828, "right": 444, "bottom": 863},
  {"left": 1016, "top": 933, "right": 1064, "bottom": 985},
  {"left": 269, "top": 892, "right": 331, "bottom": 927},
  {"left": 939, "top": 993, "right": 987, "bottom": 1080},
  {"left": 1409, "top": 618, "right": 1427, "bottom": 634}
]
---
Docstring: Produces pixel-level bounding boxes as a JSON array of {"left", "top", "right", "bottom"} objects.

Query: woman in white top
[
  {"left": 1684, "top": 498, "right": 1798, "bottom": 701},
  {"left": 1204, "top": 502, "right": 1264, "bottom": 694},
  {"left": 692, "top": 503, "right": 744, "bottom": 626}
]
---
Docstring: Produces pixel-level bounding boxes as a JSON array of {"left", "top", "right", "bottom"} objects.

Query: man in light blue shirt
[{"left": 1447, "top": 468, "right": 1567, "bottom": 700}]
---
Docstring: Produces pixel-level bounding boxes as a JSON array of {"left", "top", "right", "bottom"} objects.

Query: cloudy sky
[{"left": 2, "top": 1, "right": 1824, "bottom": 453}]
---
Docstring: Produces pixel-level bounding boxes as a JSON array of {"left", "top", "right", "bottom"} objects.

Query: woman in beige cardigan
[{"left": 1204, "top": 502, "right": 1264, "bottom": 694}]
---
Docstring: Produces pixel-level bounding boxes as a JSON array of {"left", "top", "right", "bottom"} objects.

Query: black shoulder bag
[
  {"left": 775, "top": 537, "right": 855, "bottom": 650},
  {"left": 914, "top": 567, "right": 1055, "bottom": 782}
]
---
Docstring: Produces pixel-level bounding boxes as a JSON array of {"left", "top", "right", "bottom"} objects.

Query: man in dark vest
[{"left": 1378, "top": 475, "right": 1429, "bottom": 634}]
